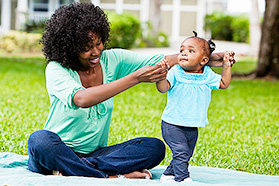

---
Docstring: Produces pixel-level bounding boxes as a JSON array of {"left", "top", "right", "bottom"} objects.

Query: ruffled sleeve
[
  {"left": 205, "top": 66, "right": 221, "bottom": 90},
  {"left": 45, "top": 62, "right": 85, "bottom": 109},
  {"left": 166, "top": 65, "right": 177, "bottom": 89}
]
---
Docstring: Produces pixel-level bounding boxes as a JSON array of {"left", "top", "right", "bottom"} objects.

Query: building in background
[{"left": 0, "top": 0, "right": 229, "bottom": 42}]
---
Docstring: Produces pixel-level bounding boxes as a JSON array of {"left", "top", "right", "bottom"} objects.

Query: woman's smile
[{"left": 89, "top": 57, "right": 100, "bottom": 64}]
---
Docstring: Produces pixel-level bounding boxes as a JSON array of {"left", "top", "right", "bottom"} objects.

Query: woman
[{"left": 27, "top": 2, "right": 235, "bottom": 179}]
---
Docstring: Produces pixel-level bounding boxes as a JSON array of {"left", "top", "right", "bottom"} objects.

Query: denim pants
[
  {"left": 161, "top": 120, "right": 198, "bottom": 182},
  {"left": 27, "top": 130, "right": 165, "bottom": 178}
]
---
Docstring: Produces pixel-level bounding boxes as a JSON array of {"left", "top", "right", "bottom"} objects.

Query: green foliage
[
  {"left": 24, "top": 20, "right": 47, "bottom": 33},
  {"left": 107, "top": 13, "right": 169, "bottom": 49},
  {"left": 205, "top": 12, "right": 249, "bottom": 43},
  {"left": 1, "top": 56, "right": 278, "bottom": 175},
  {"left": 137, "top": 22, "right": 170, "bottom": 48},
  {"left": 205, "top": 12, "right": 233, "bottom": 41},
  {"left": 232, "top": 16, "right": 250, "bottom": 43},
  {"left": 107, "top": 12, "right": 141, "bottom": 49},
  {"left": 19, "top": 12, "right": 169, "bottom": 50},
  {"left": 0, "top": 57, "right": 47, "bottom": 154},
  {"left": 0, "top": 31, "right": 42, "bottom": 53},
  {"left": 212, "top": 57, "right": 257, "bottom": 74}
]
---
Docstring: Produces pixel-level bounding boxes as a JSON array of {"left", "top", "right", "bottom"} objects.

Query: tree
[
  {"left": 149, "top": 0, "right": 163, "bottom": 36},
  {"left": 256, "top": 0, "right": 279, "bottom": 78},
  {"left": 249, "top": 0, "right": 261, "bottom": 57}
]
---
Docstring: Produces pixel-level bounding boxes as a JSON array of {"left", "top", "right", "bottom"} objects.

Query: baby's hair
[
  {"left": 193, "top": 30, "right": 198, "bottom": 37},
  {"left": 191, "top": 31, "right": 216, "bottom": 57},
  {"left": 207, "top": 39, "right": 216, "bottom": 54}
]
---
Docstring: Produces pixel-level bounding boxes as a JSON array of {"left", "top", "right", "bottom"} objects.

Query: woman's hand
[
  {"left": 134, "top": 63, "right": 168, "bottom": 83},
  {"left": 208, "top": 51, "right": 236, "bottom": 67}
]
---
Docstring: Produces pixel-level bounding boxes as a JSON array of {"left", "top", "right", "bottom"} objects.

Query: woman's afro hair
[{"left": 41, "top": 2, "right": 110, "bottom": 71}]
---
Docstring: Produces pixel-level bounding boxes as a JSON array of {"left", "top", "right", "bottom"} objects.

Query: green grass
[{"left": 0, "top": 56, "right": 278, "bottom": 175}]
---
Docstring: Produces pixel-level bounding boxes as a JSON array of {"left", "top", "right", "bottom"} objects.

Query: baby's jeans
[
  {"left": 27, "top": 130, "right": 165, "bottom": 178},
  {"left": 161, "top": 120, "right": 198, "bottom": 182}
]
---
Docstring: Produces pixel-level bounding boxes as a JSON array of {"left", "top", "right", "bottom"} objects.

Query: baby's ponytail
[{"left": 207, "top": 39, "right": 216, "bottom": 54}]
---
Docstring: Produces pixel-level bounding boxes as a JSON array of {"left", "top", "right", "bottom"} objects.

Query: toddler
[{"left": 156, "top": 32, "right": 234, "bottom": 183}]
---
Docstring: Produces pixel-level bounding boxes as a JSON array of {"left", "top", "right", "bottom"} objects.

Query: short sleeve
[
  {"left": 206, "top": 66, "right": 222, "bottom": 90},
  {"left": 45, "top": 62, "right": 85, "bottom": 109},
  {"left": 166, "top": 65, "right": 177, "bottom": 88}
]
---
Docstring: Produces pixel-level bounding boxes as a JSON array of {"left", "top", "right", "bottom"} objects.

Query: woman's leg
[
  {"left": 27, "top": 130, "right": 108, "bottom": 177},
  {"left": 80, "top": 137, "right": 166, "bottom": 176},
  {"left": 28, "top": 130, "right": 165, "bottom": 177}
]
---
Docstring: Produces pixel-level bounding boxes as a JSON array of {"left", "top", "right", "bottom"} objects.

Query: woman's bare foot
[{"left": 122, "top": 169, "right": 152, "bottom": 179}]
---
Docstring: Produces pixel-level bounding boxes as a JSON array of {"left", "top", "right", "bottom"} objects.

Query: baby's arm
[
  {"left": 156, "top": 60, "right": 171, "bottom": 93},
  {"left": 156, "top": 79, "right": 170, "bottom": 93},
  {"left": 220, "top": 51, "right": 233, "bottom": 89}
]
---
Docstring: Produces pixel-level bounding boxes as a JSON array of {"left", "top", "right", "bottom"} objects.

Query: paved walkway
[{"left": 131, "top": 40, "right": 250, "bottom": 58}]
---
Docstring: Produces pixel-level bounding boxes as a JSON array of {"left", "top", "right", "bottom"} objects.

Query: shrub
[
  {"left": 0, "top": 31, "right": 42, "bottom": 53},
  {"left": 205, "top": 12, "right": 234, "bottom": 41},
  {"left": 137, "top": 21, "right": 170, "bottom": 48},
  {"left": 24, "top": 20, "right": 47, "bottom": 34},
  {"left": 232, "top": 15, "right": 249, "bottom": 43},
  {"left": 107, "top": 12, "right": 169, "bottom": 49},
  {"left": 107, "top": 12, "right": 141, "bottom": 49},
  {"left": 204, "top": 12, "right": 249, "bottom": 43}
]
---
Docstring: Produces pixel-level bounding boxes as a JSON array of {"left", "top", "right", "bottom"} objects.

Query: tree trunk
[
  {"left": 149, "top": 0, "right": 163, "bottom": 36},
  {"left": 256, "top": 0, "right": 279, "bottom": 78},
  {"left": 249, "top": 0, "right": 261, "bottom": 57}
]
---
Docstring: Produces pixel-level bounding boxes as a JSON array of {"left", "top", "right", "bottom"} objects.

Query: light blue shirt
[{"left": 161, "top": 65, "right": 221, "bottom": 127}]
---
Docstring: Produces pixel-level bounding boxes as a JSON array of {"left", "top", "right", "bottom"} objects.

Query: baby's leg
[{"left": 161, "top": 120, "right": 198, "bottom": 182}]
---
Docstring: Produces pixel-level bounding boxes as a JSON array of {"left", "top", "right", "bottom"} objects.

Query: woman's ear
[{"left": 200, "top": 57, "right": 209, "bottom": 66}]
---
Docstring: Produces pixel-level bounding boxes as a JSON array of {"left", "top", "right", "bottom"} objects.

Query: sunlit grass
[{"left": 0, "top": 56, "right": 278, "bottom": 175}]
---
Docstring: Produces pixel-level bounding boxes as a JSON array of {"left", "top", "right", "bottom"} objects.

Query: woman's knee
[
  {"left": 140, "top": 137, "right": 166, "bottom": 161},
  {"left": 28, "top": 130, "right": 60, "bottom": 155}
]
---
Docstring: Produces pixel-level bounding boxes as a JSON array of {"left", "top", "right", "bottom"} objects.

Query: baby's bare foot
[{"left": 52, "top": 170, "right": 63, "bottom": 176}]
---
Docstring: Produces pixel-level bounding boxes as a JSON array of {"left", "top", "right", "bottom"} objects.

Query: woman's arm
[
  {"left": 73, "top": 65, "right": 167, "bottom": 108},
  {"left": 165, "top": 51, "right": 236, "bottom": 68},
  {"left": 209, "top": 51, "right": 235, "bottom": 67}
]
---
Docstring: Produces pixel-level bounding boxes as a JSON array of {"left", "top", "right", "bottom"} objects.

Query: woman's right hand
[{"left": 134, "top": 64, "right": 168, "bottom": 83}]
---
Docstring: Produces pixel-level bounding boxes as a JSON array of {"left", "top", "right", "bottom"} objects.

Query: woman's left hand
[{"left": 134, "top": 64, "right": 168, "bottom": 83}]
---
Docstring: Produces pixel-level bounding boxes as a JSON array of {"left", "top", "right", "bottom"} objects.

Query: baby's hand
[
  {"left": 226, "top": 51, "right": 236, "bottom": 67},
  {"left": 156, "top": 59, "right": 170, "bottom": 70},
  {"left": 223, "top": 51, "right": 234, "bottom": 67}
]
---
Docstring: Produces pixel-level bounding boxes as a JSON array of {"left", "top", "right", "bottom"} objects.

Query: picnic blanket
[{"left": 1, "top": 152, "right": 278, "bottom": 186}]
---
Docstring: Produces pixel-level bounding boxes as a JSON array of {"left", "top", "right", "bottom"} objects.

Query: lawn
[{"left": 0, "top": 56, "right": 278, "bottom": 176}]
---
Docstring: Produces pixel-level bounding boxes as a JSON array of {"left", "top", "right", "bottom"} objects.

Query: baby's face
[{"left": 177, "top": 38, "right": 207, "bottom": 73}]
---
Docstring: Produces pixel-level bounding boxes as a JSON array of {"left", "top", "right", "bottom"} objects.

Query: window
[
  {"left": 59, "top": 0, "right": 75, "bottom": 6},
  {"left": 33, "top": 0, "right": 49, "bottom": 12}
]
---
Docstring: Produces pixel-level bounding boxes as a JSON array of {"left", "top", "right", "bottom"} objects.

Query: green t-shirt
[{"left": 44, "top": 49, "right": 164, "bottom": 154}]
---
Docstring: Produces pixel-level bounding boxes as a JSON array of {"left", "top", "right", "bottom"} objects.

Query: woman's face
[
  {"left": 77, "top": 32, "right": 104, "bottom": 70},
  {"left": 177, "top": 38, "right": 208, "bottom": 73}
]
